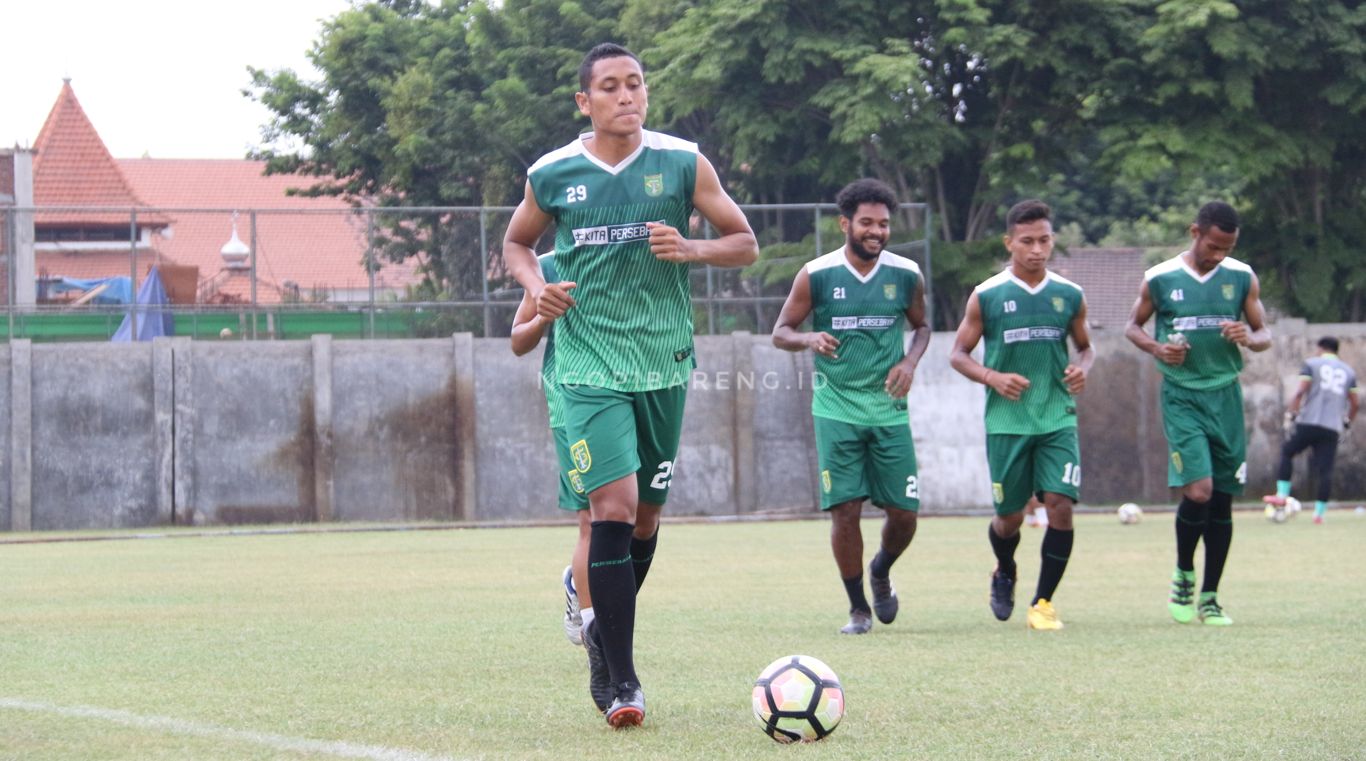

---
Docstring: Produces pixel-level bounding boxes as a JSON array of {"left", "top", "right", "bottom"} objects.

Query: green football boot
[
  {"left": 1168, "top": 568, "right": 1196, "bottom": 624},
  {"left": 1198, "top": 592, "right": 1233, "bottom": 626}
]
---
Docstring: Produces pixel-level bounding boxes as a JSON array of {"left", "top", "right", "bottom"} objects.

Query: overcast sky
[{"left": 1, "top": 0, "right": 353, "bottom": 159}]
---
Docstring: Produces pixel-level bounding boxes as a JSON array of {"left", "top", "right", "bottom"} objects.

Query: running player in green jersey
[
  {"left": 1125, "top": 202, "right": 1270, "bottom": 627},
  {"left": 949, "top": 200, "right": 1094, "bottom": 631},
  {"left": 503, "top": 43, "right": 757, "bottom": 728},
  {"left": 772, "top": 178, "right": 931, "bottom": 636},
  {"left": 510, "top": 253, "right": 593, "bottom": 650}
]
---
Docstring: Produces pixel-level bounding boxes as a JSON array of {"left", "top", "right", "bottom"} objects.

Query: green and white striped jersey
[
  {"left": 1144, "top": 253, "right": 1254, "bottom": 391},
  {"left": 535, "top": 252, "right": 565, "bottom": 429},
  {"left": 807, "top": 248, "right": 921, "bottom": 427},
  {"left": 527, "top": 130, "right": 698, "bottom": 391},
  {"left": 975, "top": 269, "right": 1084, "bottom": 435}
]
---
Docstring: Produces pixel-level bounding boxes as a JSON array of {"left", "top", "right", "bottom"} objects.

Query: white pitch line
[{"left": 0, "top": 698, "right": 462, "bottom": 761}]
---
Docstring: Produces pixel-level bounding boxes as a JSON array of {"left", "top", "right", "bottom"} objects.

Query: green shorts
[
  {"left": 986, "top": 428, "right": 1080, "bottom": 516},
  {"left": 1160, "top": 380, "right": 1247, "bottom": 494},
  {"left": 560, "top": 383, "right": 687, "bottom": 505},
  {"left": 813, "top": 417, "right": 919, "bottom": 512},
  {"left": 551, "top": 426, "right": 590, "bottom": 511}
]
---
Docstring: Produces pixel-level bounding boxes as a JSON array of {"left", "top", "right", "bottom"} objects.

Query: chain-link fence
[{"left": 0, "top": 203, "right": 930, "bottom": 341}]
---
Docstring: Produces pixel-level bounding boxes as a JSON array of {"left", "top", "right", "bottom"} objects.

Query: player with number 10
[{"left": 949, "top": 200, "right": 1094, "bottom": 631}]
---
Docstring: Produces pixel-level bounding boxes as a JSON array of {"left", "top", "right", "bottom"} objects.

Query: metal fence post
[
  {"left": 814, "top": 207, "right": 822, "bottom": 259},
  {"left": 479, "top": 208, "right": 490, "bottom": 337},
  {"left": 128, "top": 209, "right": 139, "bottom": 339},
  {"left": 704, "top": 219, "right": 716, "bottom": 335},
  {"left": 923, "top": 205, "right": 935, "bottom": 329},
  {"left": 249, "top": 210, "right": 258, "bottom": 339},
  {"left": 366, "top": 210, "right": 376, "bottom": 339},
  {"left": 6, "top": 209, "right": 13, "bottom": 340}
]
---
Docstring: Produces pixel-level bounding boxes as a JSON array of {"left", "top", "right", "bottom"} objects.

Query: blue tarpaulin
[
  {"left": 112, "top": 267, "right": 174, "bottom": 342},
  {"left": 43, "top": 275, "right": 134, "bottom": 304}
]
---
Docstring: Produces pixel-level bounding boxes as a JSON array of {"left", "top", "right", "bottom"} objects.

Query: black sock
[
  {"left": 989, "top": 523, "right": 1020, "bottom": 577},
  {"left": 588, "top": 520, "right": 637, "bottom": 687},
  {"left": 1175, "top": 496, "right": 1208, "bottom": 572},
  {"left": 842, "top": 574, "right": 870, "bottom": 613},
  {"left": 630, "top": 530, "right": 658, "bottom": 592},
  {"left": 1202, "top": 492, "right": 1234, "bottom": 594},
  {"left": 1033, "top": 527, "right": 1074, "bottom": 604},
  {"left": 869, "top": 548, "right": 901, "bottom": 579}
]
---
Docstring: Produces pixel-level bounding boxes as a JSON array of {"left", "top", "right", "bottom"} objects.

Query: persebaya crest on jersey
[
  {"left": 975, "top": 269, "right": 1084, "bottom": 436},
  {"left": 527, "top": 130, "right": 699, "bottom": 391},
  {"left": 807, "top": 247, "right": 922, "bottom": 428},
  {"left": 1144, "top": 252, "right": 1254, "bottom": 391}
]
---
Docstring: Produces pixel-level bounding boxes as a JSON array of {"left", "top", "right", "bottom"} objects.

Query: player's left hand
[
  {"left": 1220, "top": 320, "right": 1251, "bottom": 346},
  {"left": 1062, "top": 364, "right": 1087, "bottom": 394},
  {"left": 885, "top": 363, "right": 915, "bottom": 399},
  {"left": 648, "top": 222, "right": 695, "bottom": 263}
]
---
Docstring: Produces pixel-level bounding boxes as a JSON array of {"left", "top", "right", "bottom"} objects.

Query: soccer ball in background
[
  {"left": 1285, "top": 496, "right": 1302, "bottom": 516},
  {"left": 1117, "top": 503, "right": 1143, "bottom": 524},
  {"left": 752, "top": 655, "right": 844, "bottom": 743},
  {"left": 1265, "top": 503, "right": 1288, "bottom": 523}
]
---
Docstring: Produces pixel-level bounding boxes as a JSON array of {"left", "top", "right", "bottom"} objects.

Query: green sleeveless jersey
[
  {"left": 975, "top": 269, "right": 1085, "bottom": 435},
  {"left": 536, "top": 253, "right": 566, "bottom": 428},
  {"left": 1144, "top": 253, "right": 1253, "bottom": 391},
  {"left": 807, "top": 248, "right": 922, "bottom": 427},
  {"left": 527, "top": 130, "right": 698, "bottom": 391}
]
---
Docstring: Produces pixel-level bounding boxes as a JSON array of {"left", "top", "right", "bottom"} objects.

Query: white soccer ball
[
  {"left": 753, "top": 655, "right": 844, "bottom": 743},
  {"left": 1265, "top": 504, "right": 1288, "bottom": 523},
  {"left": 1284, "top": 497, "right": 1302, "bottom": 516},
  {"left": 1117, "top": 503, "right": 1143, "bottom": 525}
]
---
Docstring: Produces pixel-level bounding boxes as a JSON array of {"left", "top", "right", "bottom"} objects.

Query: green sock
[
  {"left": 1315, "top": 501, "right": 1327, "bottom": 518},
  {"left": 1276, "top": 480, "right": 1292, "bottom": 498}
]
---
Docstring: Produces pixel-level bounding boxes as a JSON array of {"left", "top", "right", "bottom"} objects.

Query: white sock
[{"left": 580, "top": 606, "right": 595, "bottom": 636}]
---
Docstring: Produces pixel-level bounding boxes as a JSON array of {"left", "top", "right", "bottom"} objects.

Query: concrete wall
[{"left": 4, "top": 322, "right": 1366, "bottom": 531}]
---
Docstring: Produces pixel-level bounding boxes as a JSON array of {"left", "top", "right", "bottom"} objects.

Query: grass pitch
[{"left": 2, "top": 509, "right": 1364, "bottom": 760}]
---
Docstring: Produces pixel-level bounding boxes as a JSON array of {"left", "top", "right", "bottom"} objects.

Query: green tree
[
  {"left": 648, "top": 0, "right": 1146, "bottom": 326},
  {"left": 247, "top": 0, "right": 633, "bottom": 306},
  {"left": 1099, "top": 0, "right": 1366, "bottom": 321}
]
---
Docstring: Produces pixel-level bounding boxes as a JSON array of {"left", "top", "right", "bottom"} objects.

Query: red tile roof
[
  {"left": 35, "top": 249, "right": 161, "bottom": 283},
  {"left": 31, "top": 81, "right": 168, "bottom": 227},
  {"left": 26, "top": 80, "right": 423, "bottom": 304},
  {"left": 1050, "top": 247, "right": 1149, "bottom": 331},
  {"left": 118, "top": 159, "right": 422, "bottom": 303}
]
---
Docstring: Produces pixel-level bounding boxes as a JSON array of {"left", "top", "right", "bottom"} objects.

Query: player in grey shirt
[{"left": 1263, "top": 336, "right": 1359, "bottom": 523}]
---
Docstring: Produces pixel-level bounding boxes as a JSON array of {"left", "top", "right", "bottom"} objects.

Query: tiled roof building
[
  {"left": 1050, "top": 247, "right": 1150, "bottom": 331},
  {"left": 25, "top": 80, "right": 420, "bottom": 304}
]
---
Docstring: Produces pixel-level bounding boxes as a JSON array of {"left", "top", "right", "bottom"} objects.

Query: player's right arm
[
  {"left": 503, "top": 180, "right": 576, "bottom": 320},
  {"left": 509, "top": 287, "right": 547, "bottom": 356},
  {"left": 1286, "top": 371, "right": 1312, "bottom": 418},
  {"left": 1124, "top": 279, "right": 1187, "bottom": 366},
  {"left": 772, "top": 267, "right": 839, "bottom": 358},
  {"left": 949, "top": 290, "right": 1028, "bottom": 401}
]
